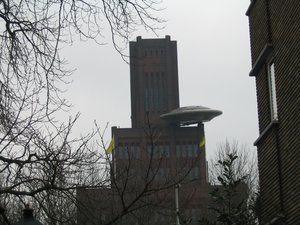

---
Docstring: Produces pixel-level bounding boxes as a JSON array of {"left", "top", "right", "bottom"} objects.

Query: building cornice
[{"left": 246, "top": 0, "right": 257, "bottom": 16}]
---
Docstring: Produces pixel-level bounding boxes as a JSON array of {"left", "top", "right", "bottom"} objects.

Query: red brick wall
[{"left": 247, "top": 0, "right": 300, "bottom": 224}]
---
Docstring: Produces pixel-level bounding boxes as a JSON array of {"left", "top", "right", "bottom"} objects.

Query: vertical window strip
[
  {"left": 193, "top": 144, "right": 199, "bottom": 157},
  {"left": 124, "top": 144, "right": 129, "bottom": 159},
  {"left": 268, "top": 61, "right": 278, "bottom": 120},
  {"left": 194, "top": 166, "right": 199, "bottom": 178},
  {"left": 159, "top": 145, "right": 164, "bottom": 157},
  {"left": 187, "top": 144, "right": 193, "bottom": 157},
  {"left": 145, "top": 73, "right": 149, "bottom": 112},
  {"left": 156, "top": 72, "right": 160, "bottom": 111},
  {"left": 165, "top": 145, "right": 170, "bottom": 158},
  {"left": 162, "top": 72, "right": 168, "bottom": 111},
  {"left": 176, "top": 145, "right": 180, "bottom": 157},
  {"left": 160, "top": 72, "right": 163, "bottom": 111},
  {"left": 182, "top": 144, "right": 187, "bottom": 157},
  {"left": 136, "top": 145, "right": 140, "bottom": 159},
  {"left": 151, "top": 73, "right": 154, "bottom": 111},
  {"left": 118, "top": 145, "right": 123, "bottom": 159},
  {"left": 161, "top": 72, "right": 165, "bottom": 111}
]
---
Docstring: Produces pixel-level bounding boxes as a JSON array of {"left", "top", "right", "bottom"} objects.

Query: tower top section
[
  {"left": 135, "top": 35, "right": 171, "bottom": 42},
  {"left": 129, "top": 35, "right": 179, "bottom": 128}
]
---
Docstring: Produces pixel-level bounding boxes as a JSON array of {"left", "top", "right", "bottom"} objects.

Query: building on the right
[{"left": 246, "top": 1, "right": 300, "bottom": 225}]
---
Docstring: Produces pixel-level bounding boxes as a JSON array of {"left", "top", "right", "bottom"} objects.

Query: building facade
[
  {"left": 77, "top": 36, "right": 221, "bottom": 225},
  {"left": 246, "top": 1, "right": 300, "bottom": 224},
  {"left": 111, "top": 36, "right": 217, "bottom": 225}
]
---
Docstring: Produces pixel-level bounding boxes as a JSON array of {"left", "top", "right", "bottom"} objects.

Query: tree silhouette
[{"left": 0, "top": 0, "right": 163, "bottom": 224}]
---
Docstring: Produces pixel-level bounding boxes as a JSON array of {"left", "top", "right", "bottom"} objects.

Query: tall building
[
  {"left": 77, "top": 36, "right": 222, "bottom": 225},
  {"left": 246, "top": 1, "right": 300, "bottom": 225},
  {"left": 129, "top": 35, "right": 179, "bottom": 128},
  {"left": 112, "top": 35, "right": 222, "bottom": 224}
]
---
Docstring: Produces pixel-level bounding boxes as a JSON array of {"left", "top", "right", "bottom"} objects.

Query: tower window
[
  {"left": 187, "top": 145, "right": 193, "bottom": 157},
  {"left": 188, "top": 167, "right": 200, "bottom": 180},
  {"left": 165, "top": 145, "right": 170, "bottom": 158},
  {"left": 150, "top": 73, "right": 154, "bottom": 111},
  {"left": 176, "top": 145, "right": 180, "bottom": 157},
  {"left": 156, "top": 72, "right": 160, "bottom": 111},
  {"left": 145, "top": 73, "right": 149, "bottom": 112},
  {"left": 118, "top": 145, "right": 123, "bottom": 159},
  {"left": 161, "top": 72, "right": 168, "bottom": 111},
  {"left": 268, "top": 60, "right": 278, "bottom": 120},
  {"left": 193, "top": 144, "right": 199, "bottom": 157},
  {"left": 159, "top": 144, "right": 170, "bottom": 158},
  {"left": 182, "top": 145, "right": 187, "bottom": 157}
]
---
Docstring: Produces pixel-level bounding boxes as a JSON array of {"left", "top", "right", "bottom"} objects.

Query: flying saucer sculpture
[{"left": 160, "top": 106, "right": 222, "bottom": 126}]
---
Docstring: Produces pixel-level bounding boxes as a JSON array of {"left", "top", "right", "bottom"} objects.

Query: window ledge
[
  {"left": 249, "top": 43, "right": 273, "bottom": 77},
  {"left": 254, "top": 120, "right": 279, "bottom": 146},
  {"left": 246, "top": 0, "right": 257, "bottom": 16}
]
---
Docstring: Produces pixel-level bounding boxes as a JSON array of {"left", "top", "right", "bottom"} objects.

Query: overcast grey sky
[{"left": 61, "top": 0, "right": 258, "bottom": 160}]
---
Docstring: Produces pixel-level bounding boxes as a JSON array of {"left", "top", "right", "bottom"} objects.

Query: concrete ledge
[
  {"left": 254, "top": 120, "right": 278, "bottom": 146},
  {"left": 249, "top": 43, "right": 273, "bottom": 77}
]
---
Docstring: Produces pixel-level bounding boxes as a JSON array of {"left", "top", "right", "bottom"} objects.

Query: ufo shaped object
[{"left": 160, "top": 106, "right": 222, "bottom": 126}]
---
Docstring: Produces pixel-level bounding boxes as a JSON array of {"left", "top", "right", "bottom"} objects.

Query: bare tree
[{"left": 0, "top": 0, "right": 163, "bottom": 224}]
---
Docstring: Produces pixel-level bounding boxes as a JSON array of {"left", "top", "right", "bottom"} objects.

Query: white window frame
[{"left": 267, "top": 60, "right": 278, "bottom": 121}]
